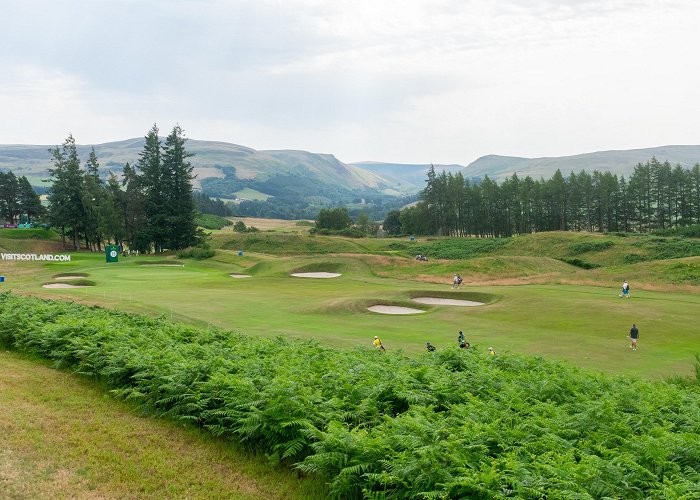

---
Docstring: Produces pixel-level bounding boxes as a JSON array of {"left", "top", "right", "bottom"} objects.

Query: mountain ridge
[{"left": 463, "top": 145, "right": 700, "bottom": 180}]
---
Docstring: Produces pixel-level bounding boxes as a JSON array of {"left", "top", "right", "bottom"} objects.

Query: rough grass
[{"left": 0, "top": 350, "right": 323, "bottom": 499}]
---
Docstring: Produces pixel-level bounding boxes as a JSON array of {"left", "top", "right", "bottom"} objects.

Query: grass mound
[
  {"left": 407, "top": 290, "right": 499, "bottom": 304},
  {"left": 1, "top": 292, "right": 699, "bottom": 499},
  {"left": 291, "top": 261, "right": 344, "bottom": 274}
]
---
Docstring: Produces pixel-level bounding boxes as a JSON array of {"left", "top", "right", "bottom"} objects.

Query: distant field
[{"left": 234, "top": 188, "right": 272, "bottom": 201}]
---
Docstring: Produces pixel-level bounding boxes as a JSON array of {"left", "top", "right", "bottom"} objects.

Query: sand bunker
[
  {"left": 368, "top": 305, "right": 425, "bottom": 315},
  {"left": 229, "top": 274, "right": 252, "bottom": 278},
  {"left": 291, "top": 272, "right": 341, "bottom": 278},
  {"left": 42, "top": 283, "right": 90, "bottom": 289},
  {"left": 54, "top": 275, "right": 86, "bottom": 281},
  {"left": 412, "top": 297, "right": 484, "bottom": 307}
]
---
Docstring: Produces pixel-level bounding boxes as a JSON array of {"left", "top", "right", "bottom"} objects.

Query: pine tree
[
  {"left": 17, "top": 176, "right": 43, "bottom": 223},
  {"left": 161, "top": 125, "right": 199, "bottom": 249},
  {"left": 48, "top": 134, "right": 85, "bottom": 249},
  {"left": 138, "top": 125, "right": 167, "bottom": 252}
]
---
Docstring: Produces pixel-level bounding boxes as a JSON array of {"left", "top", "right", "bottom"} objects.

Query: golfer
[
  {"left": 458, "top": 330, "right": 465, "bottom": 345},
  {"left": 621, "top": 280, "right": 630, "bottom": 298},
  {"left": 373, "top": 335, "right": 385, "bottom": 352},
  {"left": 426, "top": 341, "right": 436, "bottom": 352},
  {"left": 629, "top": 324, "right": 639, "bottom": 350}
]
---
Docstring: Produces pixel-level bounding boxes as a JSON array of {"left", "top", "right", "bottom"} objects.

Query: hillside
[
  {"left": 465, "top": 145, "right": 700, "bottom": 180},
  {"left": 0, "top": 138, "right": 394, "bottom": 201},
  {"left": 350, "top": 161, "right": 467, "bottom": 194}
]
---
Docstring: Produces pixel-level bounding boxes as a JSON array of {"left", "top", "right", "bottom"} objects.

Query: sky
[{"left": 2, "top": 0, "right": 700, "bottom": 165}]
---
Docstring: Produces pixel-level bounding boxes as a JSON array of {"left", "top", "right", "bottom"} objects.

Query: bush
[
  {"left": 624, "top": 253, "right": 647, "bottom": 264},
  {"left": 568, "top": 240, "right": 614, "bottom": 254},
  {"left": 652, "top": 225, "right": 700, "bottom": 238},
  {"left": 412, "top": 238, "right": 510, "bottom": 259},
  {"left": 176, "top": 246, "right": 215, "bottom": 260},
  {"left": 311, "top": 227, "right": 366, "bottom": 238},
  {"left": 560, "top": 258, "right": 601, "bottom": 269}
]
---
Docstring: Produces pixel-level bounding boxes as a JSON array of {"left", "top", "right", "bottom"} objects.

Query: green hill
[
  {"left": 465, "top": 145, "right": 700, "bottom": 180},
  {"left": 0, "top": 138, "right": 396, "bottom": 203}
]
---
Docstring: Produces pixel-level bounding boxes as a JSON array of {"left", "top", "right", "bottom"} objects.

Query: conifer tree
[
  {"left": 138, "top": 124, "right": 167, "bottom": 252},
  {"left": 17, "top": 176, "right": 43, "bottom": 223},
  {"left": 48, "top": 134, "right": 85, "bottom": 249},
  {"left": 161, "top": 124, "right": 198, "bottom": 249}
]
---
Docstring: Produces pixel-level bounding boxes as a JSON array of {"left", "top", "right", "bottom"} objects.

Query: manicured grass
[
  {"left": 0, "top": 350, "right": 323, "bottom": 499},
  {"left": 6, "top": 249, "right": 700, "bottom": 379}
]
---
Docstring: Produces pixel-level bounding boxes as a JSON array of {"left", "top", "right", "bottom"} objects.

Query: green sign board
[{"left": 106, "top": 245, "right": 119, "bottom": 263}]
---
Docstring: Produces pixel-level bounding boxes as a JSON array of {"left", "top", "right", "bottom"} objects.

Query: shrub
[
  {"left": 176, "top": 246, "right": 215, "bottom": 260},
  {"left": 568, "top": 240, "right": 614, "bottom": 254},
  {"left": 412, "top": 238, "right": 510, "bottom": 259},
  {"left": 560, "top": 258, "right": 600, "bottom": 269}
]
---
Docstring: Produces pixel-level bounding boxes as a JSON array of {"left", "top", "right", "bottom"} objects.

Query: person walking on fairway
[
  {"left": 426, "top": 341, "right": 436, "bottom": 352},
  {"left": 629, "top": 324, "right": 639, "bottom": 350},
  {"left": 373, "top": 336, "right": 385, "bottom": 352},
  {"left": 620, "top": 280, "right": 630, "bottom": 298},
  {"left": 458, "top": 330, "right": 465, "bottom": 345}
]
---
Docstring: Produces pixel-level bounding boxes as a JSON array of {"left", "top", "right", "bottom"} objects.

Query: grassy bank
[{"left": 0, "top": 350, "right": 323, "bottom": 499}]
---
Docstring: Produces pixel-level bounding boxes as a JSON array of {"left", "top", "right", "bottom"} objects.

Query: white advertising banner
[{"left": 1, "top": 253, "right": 72, "bottom": 262}]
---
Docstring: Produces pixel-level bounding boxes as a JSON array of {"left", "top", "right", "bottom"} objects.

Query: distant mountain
[
  {"left": 464, "top": 145, "right": 700, "bottom": 181},
  {"left": 0, "top": 138, "right": 397, "bottom": 202},
  {"left": 351, "top": 162, "right": 467, "bottom": 194}
]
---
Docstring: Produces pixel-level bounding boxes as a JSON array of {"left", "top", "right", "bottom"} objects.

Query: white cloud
[{"left": 1, "top": 0, "right": 699, "bottom": 162}]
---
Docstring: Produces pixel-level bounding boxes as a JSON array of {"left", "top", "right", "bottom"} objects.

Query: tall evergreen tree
[
  {"left": 0, "top": 172, "right": 19, "bottom": 224},
  {"left": 161, "top": 124, "right": 198, "bottom": 249},
  {"left": 47, "top": 134, "right": 85, "bottom": 249},
  {"left": 138, "top": 125, "right": 167, "bottom": 252},
  {"left": 17, "top": 176, "right": 43, "bottom": 223}
]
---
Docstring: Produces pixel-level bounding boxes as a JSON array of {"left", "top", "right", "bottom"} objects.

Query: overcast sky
[{"left": 2, "top": 0, "right": 699, "bottom": 164}]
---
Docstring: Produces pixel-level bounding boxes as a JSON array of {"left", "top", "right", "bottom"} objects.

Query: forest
[{"left": 386, "top": 159, "right": 700, "bottom": 237}]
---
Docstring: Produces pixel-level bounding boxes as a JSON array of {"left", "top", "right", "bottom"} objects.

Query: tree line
[
  {"left": 384, "top": 158, "right": 700, "bottom": 237},
  {"left": 0, "top": 172, "right": 43, "bottom": 225},
  {"left": 47, "top": 124, "right": 199, "bottom": 251}
]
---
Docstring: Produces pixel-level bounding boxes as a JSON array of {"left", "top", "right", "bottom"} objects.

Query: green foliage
[
  {"left": 312, "top": 227, "right": 366, "bottom": 238},
  {"left": 411, "top": 238, "right": 510, "bottom": 259},
  {"left": 194, "top": 213, "right": 232, "bottom": 230},
  {"left": 176, "top": 246, "right": 216, "bottom": 260},
  {"left": 559, "top": 258, "right": 601, "bottom": 269},
  {"left": 2, "top": 292, "right": 699, "bottom": 499},
  {"left": 633, "top": 237, "right": 700, "bottom": 260},
  {"left": 315, "top": 207, "right": 352, "bottom": 231},
  {"left": 0, "top": 228, "right": 57, "bottom": 240},
  {"left": 568, "top": 240, "right": 614, "bottom": 254},
  {"left": 652, "top": 225, "right": 700, "bottom": 238},
  {"left": 233, "top": 221, "right": 247, "bottom": 232}
]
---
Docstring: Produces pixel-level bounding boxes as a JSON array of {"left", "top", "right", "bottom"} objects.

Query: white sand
[
  {"left": 53, "top": 275, "right": 86, "bottom": 280},
  {"left": 229, "top": 274, "right": 252, "bottom": 278},
  {"left": 368, "top": 305, "right": 425, "bottom": 315},
  {"left": 412, "top": 297, "right": 484, "bottom": 307},
  {"left": 290, "top": 272, "right": 341, "bottom": 278},
  {"left": 42, "top": 283, "right": 90, "bottom": 289}
]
